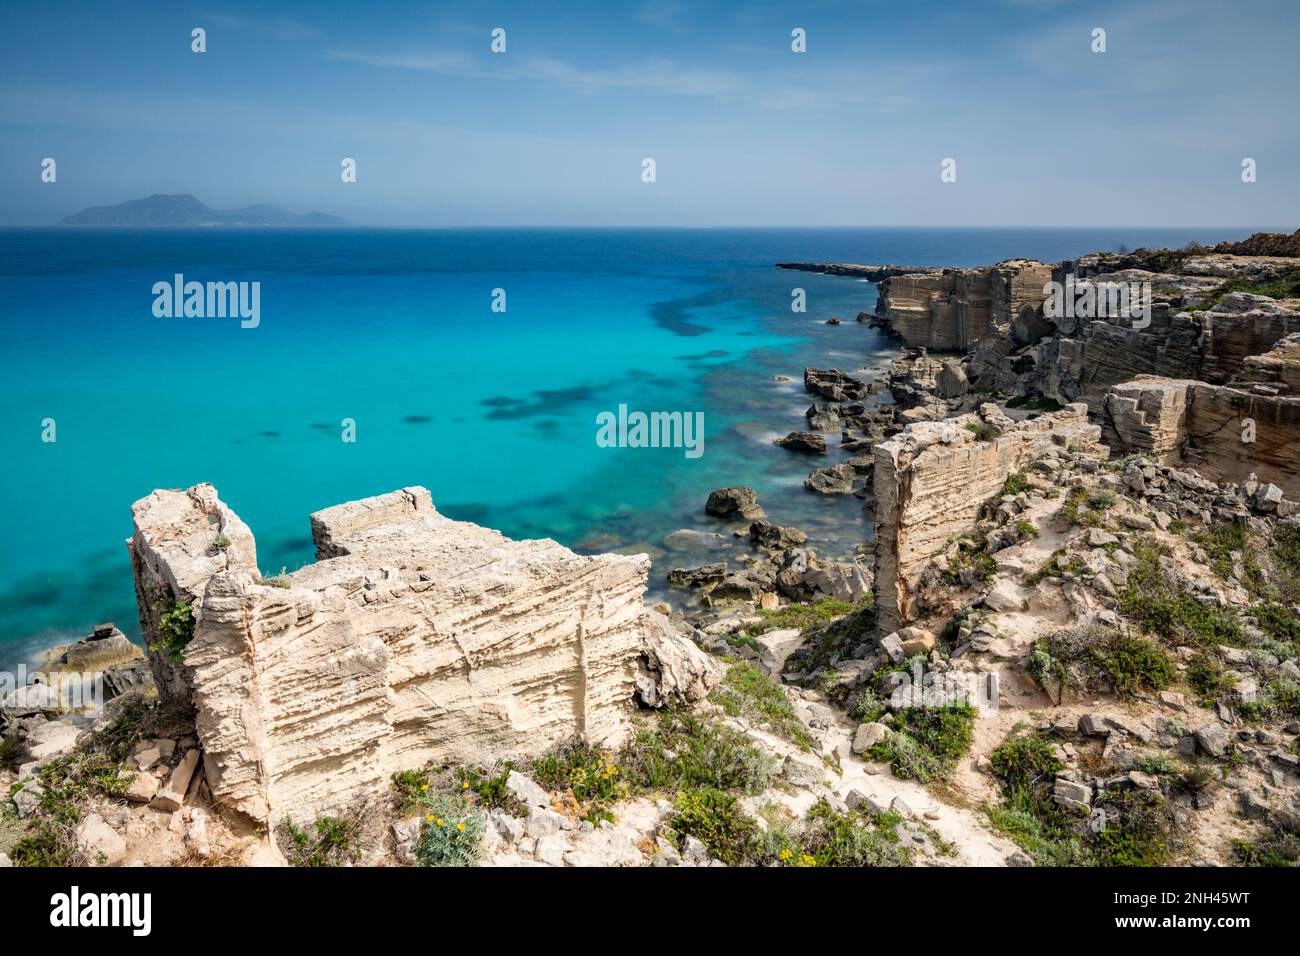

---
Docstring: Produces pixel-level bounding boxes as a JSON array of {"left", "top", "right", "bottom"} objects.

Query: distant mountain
[{"left": 60, "top": 194, "right": 350, "bottom": 227}]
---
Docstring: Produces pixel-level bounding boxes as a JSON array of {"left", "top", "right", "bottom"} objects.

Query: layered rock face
[
  {"left": 872, "top": 260, "right": 1053, "bottom": 352},
  {"left": 1106, "top": 372, "right": 1300, "bottom": 499},
  {"left": 872, "top": 405, "right": 1106, "bottom": 632},
  {"left": 128, "top": 484, "right": 716, "bottom": 826}
]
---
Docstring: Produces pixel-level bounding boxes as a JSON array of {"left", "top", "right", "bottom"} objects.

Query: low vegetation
[
  {"left": 667, "top": 795, "right": 914, "bottom": 868},
  {"left": 1061, "top": 487, "right": 1117, "bottom": 527},
  {"left": 150, "top": 599, "right": 195, "bottom": 662},
  {"left": 709, "top": 662, "right": 814, "bottom": 751},
  {"left": 1198, "top": 267, "right": 1300, "bottom": 309},
  {"left": 278, "top": 814, "right": 358, "bottom": 867},
  {"left": 866, "top": 692, "right": 976, "bottom": 784},
  {"left": 1027, "top": 625, "right": 1176, "bottom": 700},
  {"left": 9, "top": 700, "right": 152, "bottom": 866},
  {"left": 985, "top": 728, "right": 1178, "bottom": 867}
]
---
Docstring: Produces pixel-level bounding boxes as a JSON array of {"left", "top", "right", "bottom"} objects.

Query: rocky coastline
[{"left": 5, "top": 229, "right": 1300, "bottom": 868}]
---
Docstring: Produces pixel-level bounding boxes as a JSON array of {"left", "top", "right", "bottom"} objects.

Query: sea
[{"left": 0, "top": 226, "right": 1259, "bottom": 668}]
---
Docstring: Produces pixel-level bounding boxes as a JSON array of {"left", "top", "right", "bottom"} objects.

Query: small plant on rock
[{"left": 414, "top": 794, "right": 486, "bottom": 867}]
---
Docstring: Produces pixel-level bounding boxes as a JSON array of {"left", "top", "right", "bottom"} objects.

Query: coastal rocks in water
[
  {"left": 45, "top": 623, "right": 143, "bottom": 672},
  {"left": 804, "top": 463, "right": 858, "bottom": 495},
  {"left": 799, "top": 562, "right": 872, "bottom": 603},
  {"left": 805, "top": 403, "right": 842, "bottom": 432},
  {"left": 127, "top": 483, "right": 699, "bottom": 827},
  {"left": 804, "top": 367, "right": 870, "bottom": 402},
  {"left": 661, "top": 528, "right": 727, "bottom": 552},
  {"left": 666, "top": 562, "right": 728, "bottom": 588},
  {"left": 775, "top": 551, "right": 872, "bottom": 603},
  {"left": 704, "top": 486, "right": 765, "bottom": 521},
  {"left": 775, "top": 431, "right": 828, "bottom": 454},
  {"left": 748, "top": 520, "right": 808, "bottom": 551}
]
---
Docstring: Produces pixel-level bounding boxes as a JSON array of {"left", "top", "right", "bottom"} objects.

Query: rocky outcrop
[
  {"left": 1106, "top": 373, "right": 1300, "bottom": 499},
  {"left": 127, "top": 484, "right": 718, "bottom": 827},
  {"left": 872, "top": 260, "right": 1053, "bottom": 352},
  {"left": 775, "top": 262, "right": 932, "bottom": 281},
  {"left": 872, "top": 404, "right": 1107, "bottom": 632}
]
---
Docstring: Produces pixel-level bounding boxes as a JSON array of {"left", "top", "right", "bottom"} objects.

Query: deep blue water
[{"left": 0, "top": 226, "right": 1259, "bottom": 666}]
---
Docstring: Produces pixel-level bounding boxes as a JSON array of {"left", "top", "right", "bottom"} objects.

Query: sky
[{"left": 1, "top": 0, "right": 1297, "bottom": 227}]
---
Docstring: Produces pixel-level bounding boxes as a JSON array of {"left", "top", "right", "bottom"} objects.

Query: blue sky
[{"left": 1, "top": 0, "right": 1297, "bottom": 226}]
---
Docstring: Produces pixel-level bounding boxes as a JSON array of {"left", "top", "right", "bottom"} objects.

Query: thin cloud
[{"left": 205, "top": 13, "right": 322, "bottom": 40}]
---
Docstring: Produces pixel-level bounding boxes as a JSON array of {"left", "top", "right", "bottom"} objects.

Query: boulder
[
  {"left": 1195, "top": 723, "right": 1231, "bottom": 758},
  {"left": 665, "top": 563, "right": 727, "bottom": 588},
  {"left": 75, "top": 813, "right": 126, "bottom": 865},
  {"left": 0, "top": 683, "right": 64, "bottom": 720},
  {"left": 749, "top": 521, "right": 807, "bottom": 551},
  {"left": 150, "top": 748, "right": 200, "bottom": 812},
  {"left": 1053, "top": 776, "right": 1092, "bottom": 811},
  {"left": 804, "top": 464, "right": 858, "bottom": 495},
  {"left": 506, "top": 770, "right": 552, "bottom": 811},
  {"left": 635, "top": 612, "right": 724, "bottom": 707},
  {"left": 704, "top": 487, "right": 764, "bottom": 520},
  {"left": 984, "top": 579, "right": 1022, "bottom": 612},
  {"left": 774, "top": 432, "right": 828, "bottom": 455},
  {"left": 851, "top": 722, "right": 889, "bottom": 754},
  {"left": 782, "top": 754, "right": 827, "bottom": 787},
  {"left": 897, "top": 627, "right": 936, "bottom": 657},
  {"left": 53, "top": 624, "right": 143, "bottom": 672}
]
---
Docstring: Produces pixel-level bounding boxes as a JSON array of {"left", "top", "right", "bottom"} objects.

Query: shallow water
[{"left": 0, "top": 226, "right": 1253, "bottom": 666}]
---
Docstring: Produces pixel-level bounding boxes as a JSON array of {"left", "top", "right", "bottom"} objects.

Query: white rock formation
[{"left": 128, "top": 484, "right": 718, "bottom": 827}]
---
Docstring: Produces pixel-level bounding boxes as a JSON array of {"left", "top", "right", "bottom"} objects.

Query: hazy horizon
[{"left": 3, "top": 0, "right": 1298, "bottom": 227}]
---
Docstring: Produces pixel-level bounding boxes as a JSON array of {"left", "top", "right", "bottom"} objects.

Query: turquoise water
[{"left": 0, "top": 226, "right": 1256, "bottom": 665}]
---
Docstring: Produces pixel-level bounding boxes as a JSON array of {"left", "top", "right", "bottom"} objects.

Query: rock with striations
[{"left": 127, "top": 483, "right": 720, "bottom": 827}]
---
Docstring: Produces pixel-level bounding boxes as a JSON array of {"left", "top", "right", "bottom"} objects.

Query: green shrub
[
  {"left": 530, "top": 739, "right": 625, "bottom": 822},
  {"left": 709, "top": 662, "right": 814, "bottom": 751},
  {"left": 985, "top": 791, "right": 1091, "bottom": 867},
  {"left": 455, "top": 762, "right": 530, "bottom": 814},
  {"left": 748, "top": 597, "right": 868, "bottom": 637},
  {"left": 667, "top": 787, "right": 758, "bottom": 866},
  {"left": 10, "top": 701, "right": 149, "bottom": 866},
  {"left": 868, "top": 703, "right": 975, "bottom": 783},
  {"left": 150, "top": 599, "right": 195, "bottom": 662},
  {"left": 1187, "top": 653, "right": 1235, "bottom": 708},
  {"left": 989, "top": 731, "right": 1063, "bottom": 793},
  {"left": 391, "top": 768, "right": 433, "bottom": 811},
  {"left": 1002, "top": 471, "right": 1031, "bottom": 496},
  {"left": 414, "top": 794, "right": 486, "bottom": 867},
  {"left": 618, "top": 711, "right": 776, "bottom": 796},
  {"left": 1199, "top": 267, "right": 1300, "bottom": 309},
  {"left": 1061, "top": 487, "right": 1116, "bottom": 527},
  {"left": 278, "top": 815, "right": 358, "bottom": 867},
  {"left": 1027, "top": 625, "right": 1175, "bottom": 698},
  {"left": 1091, "top": 789, "right": 1176, "bottom": 867},
  {"left": 785, "top": 801, "right": 912, "bottom": 867},
  {"left": 1119, "top": 538, "right": 1243, "bottom": 647}
]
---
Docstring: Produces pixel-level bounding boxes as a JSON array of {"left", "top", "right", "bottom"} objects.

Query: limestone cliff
[
  {"left": 872, "top": 405, "right": 1106, "bottom": 632},
  {"left": 128, "top": 484, "right": 719, "bottom": 825},
  {"left": 871, "top": 260, "right": 1054, "bottom": 352}
]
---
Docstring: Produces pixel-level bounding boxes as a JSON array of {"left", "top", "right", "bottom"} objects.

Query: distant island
[{"left": 60, "top": 194, "right": 350, "bottom": 227}]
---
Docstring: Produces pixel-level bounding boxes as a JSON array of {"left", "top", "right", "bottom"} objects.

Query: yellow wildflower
[{"left": 457, "top": 822, "right": 466, "bottom": 832}]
